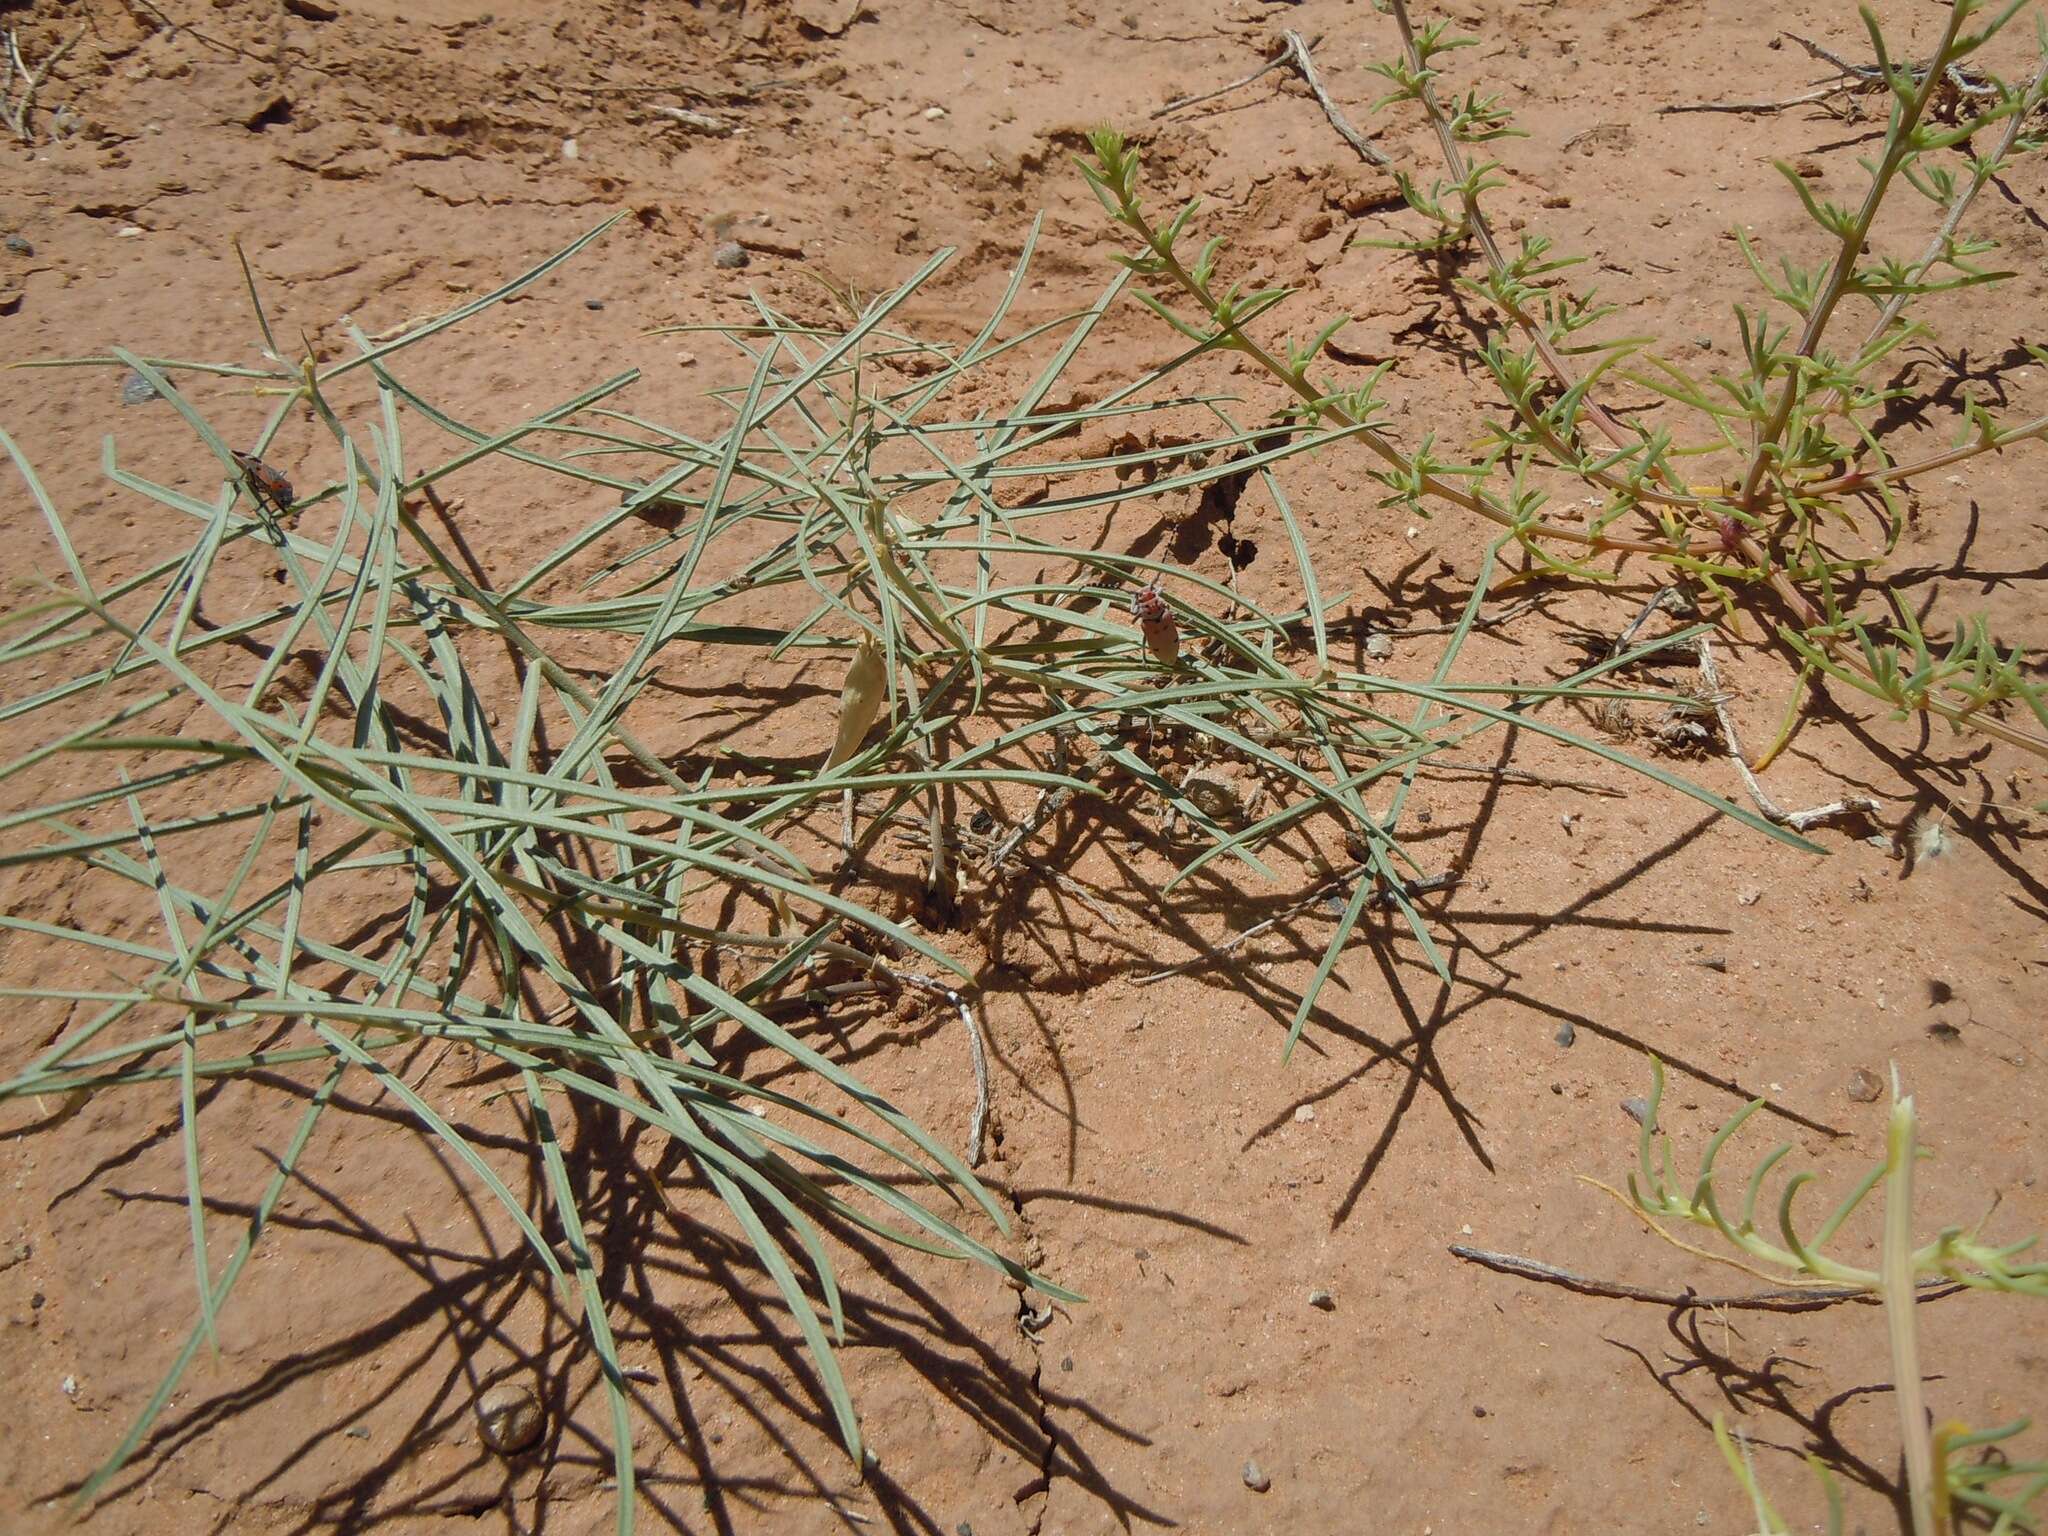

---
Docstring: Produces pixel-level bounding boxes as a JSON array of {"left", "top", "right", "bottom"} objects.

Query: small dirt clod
[{"left": 1846, "top": 1068, "right": 1883, "bottom": 1103}]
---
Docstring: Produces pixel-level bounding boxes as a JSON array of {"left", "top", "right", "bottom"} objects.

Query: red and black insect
[
  {"left": 1131, "top": 575, "right": 1179, "bottom": 667},
  {"left": 231, "top": 450, "right": 295, "bottom": 516}
]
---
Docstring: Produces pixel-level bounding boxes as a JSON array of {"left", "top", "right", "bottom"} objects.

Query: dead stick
[
  {"left": 1449, "top": 1245, "right": 1966, "bottom": 1312},
  {"left": 1694, "top": 635, "right": 1881, "bottom": 833},
  {"left": 1659, "top": 85, "right": 1851, "bottom": 116},
  {"left": 1151, "top": 35, "right": 1308, "bottom": 119},
  {"left": 1277, "top": 29, "right": 1390, "bottom": 168},
  {"left": 3, "top": 26, "right": 85, "bottom": 141},
  {"left": 893, "top": 972, "right": 991, "bottom": 1167}
]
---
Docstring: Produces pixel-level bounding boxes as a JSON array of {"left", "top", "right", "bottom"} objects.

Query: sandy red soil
[{"left": 3, "top": 0, "right": 2047, "bottom": 1532}]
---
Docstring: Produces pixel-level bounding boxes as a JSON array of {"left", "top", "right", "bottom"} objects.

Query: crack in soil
[{"left": 991, "top": 1113, "right": 1059, "bottom": 1534}]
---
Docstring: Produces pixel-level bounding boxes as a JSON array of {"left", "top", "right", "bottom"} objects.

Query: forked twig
[
  {"left": 1276, "top": 29, "right": 1390, "bottom": 168},
  {"left": 1154, "top": 29, "right": 1389, "bottom": 167},
  {"left": 1693, "top": 636, "right": 1882, "bottom": 833},
  {"left": 3, "top": 26, "right": 86, "bottom": 142},
  {"left": 1660, "top": 30, "right": 1996, "bottom": 115},
  {"left": 1449, "top": 1244, "right": 1966, "bottom": 1312},
  {"left": 1785, "top": 29, "right": 1996, "bottom": 98}
]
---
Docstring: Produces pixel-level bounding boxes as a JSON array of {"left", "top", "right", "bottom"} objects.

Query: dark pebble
[
  {"left": 1620, "top": 1096, "right": 1652, "bottom": 1126},
  {"left": 1060, "top": 1355, "right": 1073, "bottom": 1372},
  {"left": 120, "top": 371, "right": 160, "bottom": 406},
  {"left": 4, "top": 235, "right": 31, "bottom": 257},
  {"left": 1554, "top": 1019, "right": 1575, "bottom": 1048},
  {"left": 713, "top": 241, "right": 749, "bottom": 270},
  {"left": 585, "top": 298, "right": 605, "bottom": 310}
]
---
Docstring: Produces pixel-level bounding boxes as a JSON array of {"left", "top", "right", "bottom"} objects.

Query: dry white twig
[
  {"left": 3, "top": 26, "right": 85, "bottom": 142},
  {"left": 1154, "top": 30, "right": 1390, "bottom": 168},
  {"left": 891, "top": 971, "right": 990, "bottom": 1166},
  {"left": 1694, "top": 636, "right": 1883, "bottom": 833},
  {"left": 649, "top": 105, "right": 733, "bottom": 136},
  {"left": 1276, "top": 29, "right": 1390, "bottom": 168}
]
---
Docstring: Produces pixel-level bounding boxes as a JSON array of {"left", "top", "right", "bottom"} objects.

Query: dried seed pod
[
  {"left": 1130, "top": 577, "right": 1178, "bottom": 667},
  {"left": 826, "top": 634, "right": 888, "bottom": 769}
]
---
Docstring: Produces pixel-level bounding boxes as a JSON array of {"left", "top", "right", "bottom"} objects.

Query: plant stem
[
  {"left": 1734, "top": 2, "right": 1974, "bottom": 512},
  {"left": 1122, "top": 200, "right": 1673, "bottom": 557},
  {"left": 1385, "top": 0, "right": 1705, "bottom": 512},
  {"left": 1883, "top": 1084, "right": 1938, "bottom": 1536}
]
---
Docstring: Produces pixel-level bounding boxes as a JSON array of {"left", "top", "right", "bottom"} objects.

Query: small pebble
[
  {"left": 4, "top": 234, "right": 31, "bottom": 256},
  {"left": 1242, "top": 1460, "right": 1271, "bottom": 1493},
  {"left": 1736, "top": 886, "right": 1761, "bottom": 906},
  {"left": 713, "top": 240, "right": 749, "bottom": 270},
  {"left": 1846, "top": 1068, "right": 1883, "bottom": 1103},
  {"left": 924, "top": 105, "right": 948, "bottom": 120},
  {"left": 476, "top": 1382, "right": 544, "bottom": 1455},
  {"left": 1473, "top": 1404, "right": 1487, "bottom": 1418},
  {"left": 1292, "top": 1104, "right": 1315, "bottom": 1124},
  {"left": 584, "top": 298, "right": 605, "bottom": 311},
  {"left": 61, "top": 1375, "right": 77, "bottom": 1397},
  {"left": 1620, "top": 1096, "right": 1652, "bottom": 1126},
  {"left": 120, "top": 371, "right": 160, "bottom": 406},
  {"left": 0, "top": 1240, "right": 28, "bottom": 1272},
  {"left": 560, "top": 137, "right": 580, "bottom": 160},
  {"left": 115, "top": 225, "right": 145, "bottom": 239},
  {"left": 1364, "top": 632, "right": 1393, "bottom": 660},
  {"left": 1308, "top": 1289, "right": 1334, "bottom": 1312},
  {"left": 1060, "top": 1355, "right": 1073, "bottom": 1372},
  {"left": 345, "top": 1424, "right": 370, "bottom": 1439},
  {"left": 1554, "top": 1019, "right": 1575, "bottom": 1048}
]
